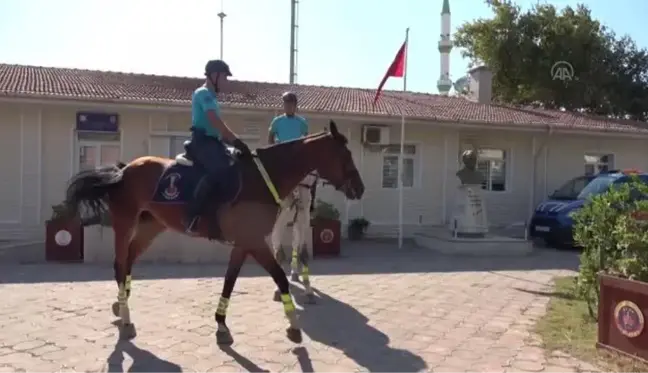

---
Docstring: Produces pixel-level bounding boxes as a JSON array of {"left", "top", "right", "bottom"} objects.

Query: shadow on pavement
[
  {"left": 106, "top": 340, "right": 182, "bottom": 372},
  {"left": 0, "top": 240, "right": 579, "bottom": 284},
  {"left": 292, "top": 346, "right": 314, "bottom": 373},
  {"left": 294, "top": 286, "right": 427, "bottom": 372},
  {"left": 218, "top": 345, "right": 268, "bottom": 372}
]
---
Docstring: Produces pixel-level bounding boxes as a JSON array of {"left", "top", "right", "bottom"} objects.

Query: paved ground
[{"left": 0, "top": 242, "right": 601, "bottom": 372}]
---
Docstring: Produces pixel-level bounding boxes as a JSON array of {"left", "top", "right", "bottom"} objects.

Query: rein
[{"left": 248, "top": 131, "right": 331, "bottom": 206}]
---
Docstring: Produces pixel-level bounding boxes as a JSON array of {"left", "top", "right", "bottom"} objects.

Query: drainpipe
[{"left": 528, "top": 124, "right": 554, "bottom": 222}]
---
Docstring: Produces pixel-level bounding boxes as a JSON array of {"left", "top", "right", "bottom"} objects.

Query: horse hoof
[
  {"left": 286, "top": 327, "right": 303, "bottom": 343},
  {"left": 305, "top": 293, "right": 317, "bottom": 304},
  {"left": 119, "top": 323, "right": 137, "bottom": 340},
  {"left": 273, "top": 290, "right": 281, "bottom": 302},
  {"left": 290, "top": 273, "right": 300, "bottom": 282},
  {"left": 216, "top": 330, "right": 234, "bottom": 346},
  {"left": 111, "top": 302, "right": 120, "bottom": 317}
]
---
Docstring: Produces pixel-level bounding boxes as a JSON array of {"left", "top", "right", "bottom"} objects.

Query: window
[
  {"left": 550, "top": 176, "right": 592, "bottom": 200},
  {"left": 584, "top": 153, "right": 614, "bottom": 176},
  {"left": 76, "top": 130, "right": 120, "bottom": 172},
  {"left": 169, "top": 136, "right": 190, "bottom": 157},
  {"left": 459, "top": 147, "right": 508, "bottom": 192},
  {"left": 382, "top": 145, "right": 417, "bottom": 189}
]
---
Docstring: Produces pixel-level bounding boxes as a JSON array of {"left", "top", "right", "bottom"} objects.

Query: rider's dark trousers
[{"left": 184, "top": 128, "right": 231, "bottom": 229}]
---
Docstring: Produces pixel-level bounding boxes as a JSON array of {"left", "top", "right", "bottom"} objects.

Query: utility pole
[
  {"left": 218, "top": 0, "right": 226, "bottom": 60},
  {"left": 289, "top": 0, "right": 299, "bottom": 84}
]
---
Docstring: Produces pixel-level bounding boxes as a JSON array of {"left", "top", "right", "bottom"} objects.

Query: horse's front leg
[
  {"left": 249, "top": 245, "right": 302, "bottom": 343},
  {"left": 214, "top": 245, "right": 248, "bottom": 345}
]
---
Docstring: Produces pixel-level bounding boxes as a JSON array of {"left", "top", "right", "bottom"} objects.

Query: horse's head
[{"left": 308, "top": 121, "right": 365, "bottom": 200}]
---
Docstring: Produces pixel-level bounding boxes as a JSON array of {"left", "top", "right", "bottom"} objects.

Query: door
[{"left": 78, "top": 142, "right": 121, "bottom": 171}]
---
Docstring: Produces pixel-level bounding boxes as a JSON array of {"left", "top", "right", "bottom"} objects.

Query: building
[{"left": 1, "top": 63, "right": 648, "bottom": 246}]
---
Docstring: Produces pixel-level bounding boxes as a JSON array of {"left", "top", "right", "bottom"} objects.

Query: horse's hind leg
[
  {"left": 271, "top": 205, "right": 293, "bottom": 301},
  {"left": 111, "top": 209, "right": 140, "bottom": 340},
  {"left": 112, "top": 214, "right": 164, "bottom": 318},
  {"left": 293, "top": 201, "right": 316, "bottom": 304}
]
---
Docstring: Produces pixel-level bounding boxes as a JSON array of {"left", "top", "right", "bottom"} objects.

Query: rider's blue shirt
[
  {"left": 270, "top": 114, "right": 308, "bottom": 143},
  {"left": 191, "top": 86, "right": 222, "bottom": 139}
]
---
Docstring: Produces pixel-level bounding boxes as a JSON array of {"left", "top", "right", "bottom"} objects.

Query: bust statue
[
  {"left": 451, "top": 149, "right": 488, "bottom": 237},
  {"left": 456, "top": 150, "right": 484, "bottom": 186}
]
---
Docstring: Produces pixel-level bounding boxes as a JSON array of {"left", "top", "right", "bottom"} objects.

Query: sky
[{"left": 1, "top": 0, "right": 648, "bottom": 94}]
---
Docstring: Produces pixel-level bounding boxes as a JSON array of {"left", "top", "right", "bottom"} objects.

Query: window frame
[
  {"left": 380, "top": 143, "right": 421, "bottom": 190},
  {"left": 584, "top": 152, "right": 615, "bottom": 176}
]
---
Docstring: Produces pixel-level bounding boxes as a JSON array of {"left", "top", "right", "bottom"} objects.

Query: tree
[{"left": 454, "top": 0, "right": 648, "bottom": 120}]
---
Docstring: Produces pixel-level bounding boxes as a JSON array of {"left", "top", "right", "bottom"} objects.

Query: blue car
[{"left": 529, "top": 170, "right": 648, "bottom": 248}]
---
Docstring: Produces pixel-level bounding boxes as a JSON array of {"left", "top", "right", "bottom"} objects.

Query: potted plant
[
  {"left": 45, "top": 202, "right": 84, "bottom": 262},
  {"left": 311, "top": 199, "right": 342, "bottom": 257},
  {"left": 572, "top": 177, "right": 648, "bottom": 362},
  {"left": 348, "top": 217, "right": 370, "bottom": 241}
]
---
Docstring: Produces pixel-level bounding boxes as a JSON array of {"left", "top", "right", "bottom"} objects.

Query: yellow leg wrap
[
  {"left": 117, "top": 284, "right": 127, "bottom": 303},
  {"left": 281, "top": 293, "right": 296, "bottom": 313},
  {"left": 302, "top": 266, "right": 310, "bottom": 281},
  {"left": 291, "top": 248, "right": 299, "bottom": 267},
  {"left": 125, "top": 275, "right": 132, "bottom": 292},
  {"left": 216, "top": 297, "right": 230, "bottom": 316}
]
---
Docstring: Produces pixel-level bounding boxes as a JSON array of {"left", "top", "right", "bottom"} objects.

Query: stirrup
[{"left": 184, "top": 216, "right": 199, "bottom": 233}]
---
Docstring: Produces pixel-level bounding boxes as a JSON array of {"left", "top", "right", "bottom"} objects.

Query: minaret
[{"left": 437, "top": 0, "right": 453, "bottom": 95}]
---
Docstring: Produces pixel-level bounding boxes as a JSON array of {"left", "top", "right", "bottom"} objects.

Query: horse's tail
[{"left": 65, "top": 162, "right": 128, "bottom": 224}]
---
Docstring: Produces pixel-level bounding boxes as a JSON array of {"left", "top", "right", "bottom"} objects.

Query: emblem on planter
[
  {"left": 320, "top": 228, "right": 334, "bottom": 244},
  {"left": 615, "top": 300, "right": 644, "bottom": 338},
  {"left": 54, "top": 230, "right": 72, "bottom": 246}
]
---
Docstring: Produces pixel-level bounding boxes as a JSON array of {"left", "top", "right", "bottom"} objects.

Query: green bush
[
  {"left": 312, "top": 199, "right": 340, "bottom": 221},
  {"left": 572, "top": 177, "right": 648, "bottom": 319}
]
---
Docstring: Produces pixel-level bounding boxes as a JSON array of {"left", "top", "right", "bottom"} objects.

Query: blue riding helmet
[{"left": 205, "top": 60, "right": 232, "bottom": 77}]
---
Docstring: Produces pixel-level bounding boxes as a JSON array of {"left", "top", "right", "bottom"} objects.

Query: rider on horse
[{"left": 183, "top": 59, "right": 253, "bottom": 233}]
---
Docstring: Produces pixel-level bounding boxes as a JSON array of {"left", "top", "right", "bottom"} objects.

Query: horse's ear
[{"left": 329, "top": 120, "right": 339, "bottom": 137}]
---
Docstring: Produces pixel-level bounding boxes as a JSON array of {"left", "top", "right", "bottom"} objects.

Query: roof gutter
[{"left": 1, "top": 93, "right": 646, "bottom": 139}]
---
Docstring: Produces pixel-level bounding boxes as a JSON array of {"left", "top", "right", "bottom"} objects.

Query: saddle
[
  {"left": 175, "top": 140, "right": 238, "bottom": 168},
  {"left": 159, "top": 140, "right": 242, "bottom": 242}
]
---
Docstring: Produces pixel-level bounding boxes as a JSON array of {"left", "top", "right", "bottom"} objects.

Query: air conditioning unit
[{"left": 362, "top": 125, "right": 390, "bottom": 145}]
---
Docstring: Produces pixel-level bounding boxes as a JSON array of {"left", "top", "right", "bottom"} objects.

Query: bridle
[{"left": 297, "top": 171, "right": 321, "bottom": 190}]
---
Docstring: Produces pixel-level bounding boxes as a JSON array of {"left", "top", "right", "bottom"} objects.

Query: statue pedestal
[{"left": 451, "top": 184, "right": 488, "bottom": 237}]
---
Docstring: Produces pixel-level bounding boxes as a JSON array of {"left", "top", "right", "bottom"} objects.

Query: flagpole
[{"left": 398, "top": 27, "right": 409, "bottom": 250}]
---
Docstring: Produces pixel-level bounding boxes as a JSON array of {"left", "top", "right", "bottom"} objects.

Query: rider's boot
[{"left": 183, "top": 175, "right": 215, "bottom": 234}]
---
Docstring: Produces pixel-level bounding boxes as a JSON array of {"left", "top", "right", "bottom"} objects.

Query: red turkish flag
[{"left": 373, "top": 40, "right": 407, "bottom": 105}]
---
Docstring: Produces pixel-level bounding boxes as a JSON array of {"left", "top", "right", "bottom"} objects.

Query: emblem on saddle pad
[{"left": 162, "top": 173, "right": 181, "bottom": 200}]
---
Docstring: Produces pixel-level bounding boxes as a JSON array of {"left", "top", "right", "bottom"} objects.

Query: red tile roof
[{"left": 1, "top": 63, "right": 647, "bottom": 134}]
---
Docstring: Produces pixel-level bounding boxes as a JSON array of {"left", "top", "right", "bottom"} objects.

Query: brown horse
[{"left": 64, "top": 121, "right": 364, "bottom": 345}]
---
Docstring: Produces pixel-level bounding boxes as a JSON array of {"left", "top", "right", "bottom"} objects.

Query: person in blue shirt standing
[
  {"left": 267, "top": 92, "right": 308, "bottom": 145},
  {"left": 183, "top": 59, "right": 252, "bottom": 234},
  {"left": 268, "top": 92, "right": 316, "bottom": 289}
]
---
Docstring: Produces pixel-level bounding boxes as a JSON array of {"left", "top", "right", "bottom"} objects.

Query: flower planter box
[
  {"left": 311, "top": 218, "right": 341, "bottom": 257},
  {"left": 45, "top": 217, "right": 84, "bottom": 262},
  {"left": 598, "top": 273, "right": 648, "bottom": 363}
]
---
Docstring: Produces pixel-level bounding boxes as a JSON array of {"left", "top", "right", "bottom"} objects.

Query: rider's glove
[{"left": 232, "top": 138, "right": 252, "bottom": 159}]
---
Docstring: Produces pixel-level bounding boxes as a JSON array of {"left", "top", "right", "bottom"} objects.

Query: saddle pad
[{"left": 151, "top": 162, "right": 241, "bottom": 205}]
